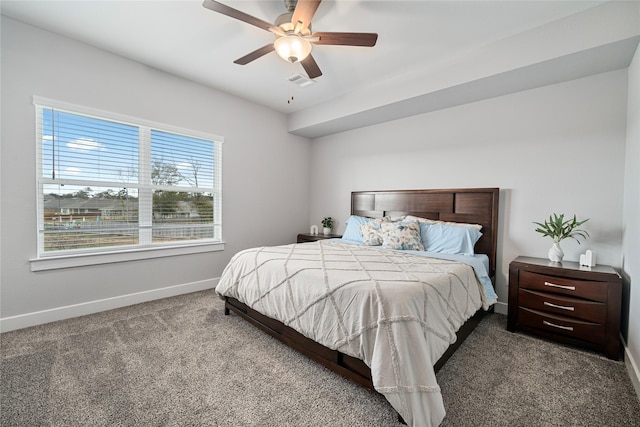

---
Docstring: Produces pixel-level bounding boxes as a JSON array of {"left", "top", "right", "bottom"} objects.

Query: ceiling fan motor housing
[{"left": 275, "top": 12, "right": 311, "bottom": 36}]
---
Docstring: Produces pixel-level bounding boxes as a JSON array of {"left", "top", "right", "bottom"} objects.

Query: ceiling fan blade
[
  {"left": 202, "top": 0, "right": 274, "bottom": 32},
  {"left": 233, "top": 44, "right": 275, "bottom": 65},
  {"left": 311, "top": 32, "right": 378, "bottom": 47},
  {"left": 301, "top": 54, "right": 322, "bottom": 79},
  {"left": 291, "top": 0, "right": 322, "bottom": 32}
]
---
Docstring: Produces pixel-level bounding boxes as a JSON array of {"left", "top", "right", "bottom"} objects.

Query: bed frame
[{"left": 223, "top": 188, "right": 500, "bottom": 391}]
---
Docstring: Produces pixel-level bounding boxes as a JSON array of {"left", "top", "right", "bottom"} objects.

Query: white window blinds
[{"left": 35, "top": 98, "right": 222, "bottom": 256}]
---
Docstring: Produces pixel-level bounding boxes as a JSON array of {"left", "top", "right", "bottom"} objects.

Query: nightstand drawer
[
  {"left": 518, "top": 289, "right": 607, "bottom": 323},
  {"left": 518, "top": 307, "right": 605, "bottom": 345},
  {"left": 519, "top": 270, "right": 608, "bottom": 302}
]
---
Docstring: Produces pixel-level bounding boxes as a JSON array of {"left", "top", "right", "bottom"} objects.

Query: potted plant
[
  {"left": 321, "top": 217, "right": 334, "bottom": 235},
  {"left": 533, "top": 213, "right": 589, "bottom": 262}
]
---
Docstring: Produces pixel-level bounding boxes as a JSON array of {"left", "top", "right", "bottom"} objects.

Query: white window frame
[{"left": 30, "top": 96, "right": 224, "bottom": 271}]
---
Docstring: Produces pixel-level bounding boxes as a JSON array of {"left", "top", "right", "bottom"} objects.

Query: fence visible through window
[{"left": 35, "top": 98, "right": 222, "bottom": 256}]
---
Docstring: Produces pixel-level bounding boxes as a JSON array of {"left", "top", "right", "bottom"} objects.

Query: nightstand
[
  {"left": 507, "top": 256, "right": 622, "bottom": 360},
  {"left": 297, "top": 233, "right": 342, "bottom": 243}
]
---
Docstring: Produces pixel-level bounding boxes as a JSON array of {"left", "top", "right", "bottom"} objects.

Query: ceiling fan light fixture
[
  {"left": 274, "top": 35, "right": 312, "bottom": 63},
  {"left": 203, "top": 0, "right": 378, "bottom": 78}
]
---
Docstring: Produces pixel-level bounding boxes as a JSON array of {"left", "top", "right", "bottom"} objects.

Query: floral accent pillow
[
  {"left": 360, "top": 217, "right": 390, "bottom": 246},
  {"left": 380, "top": 221, "right": 424, "bottom": 251}
]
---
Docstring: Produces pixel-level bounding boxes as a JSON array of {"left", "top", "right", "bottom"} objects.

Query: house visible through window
[{"left": 35, "top": 98, "right": 222, "bottom": 256}]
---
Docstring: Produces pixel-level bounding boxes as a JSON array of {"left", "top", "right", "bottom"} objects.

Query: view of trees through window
[{"left": 37, "top": 103, "right": 221, "bottom": 254}]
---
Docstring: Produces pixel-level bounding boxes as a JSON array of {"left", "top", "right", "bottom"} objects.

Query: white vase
[
  {"left": 323, "top": 227, "right": 331, "bottom": 235},
  {"left": 548, "top": 242, "right": 564, "bottom": 262}
]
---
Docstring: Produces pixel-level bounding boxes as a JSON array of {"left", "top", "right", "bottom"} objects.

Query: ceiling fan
[{"left": 202, "top": 0, "right": 378, "bottom": 79}]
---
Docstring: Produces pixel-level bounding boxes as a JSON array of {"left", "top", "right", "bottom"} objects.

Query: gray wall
[
  {"left": 623, "top": 42, "right": 640, "bottom": 394},
  {"left": 308, "top": 70, "right": 627, "bottom": 313},
  {"left": 0, "top": 17, "right": 311, "bottom": 328}
]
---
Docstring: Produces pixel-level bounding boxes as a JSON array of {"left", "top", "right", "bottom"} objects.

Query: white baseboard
[
  {"left": 0, "top": 278, "right": 219, "bottom": 333},
  {"left": 493, "top": 301, "right": 508, "bottom": 315},
  {"left": 623, "top": 336, "right": 640, "bottom": 399}
]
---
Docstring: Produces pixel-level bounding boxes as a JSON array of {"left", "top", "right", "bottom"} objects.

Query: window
[{"left": 34, "top": 97, "right": 223, "bottom": 259}]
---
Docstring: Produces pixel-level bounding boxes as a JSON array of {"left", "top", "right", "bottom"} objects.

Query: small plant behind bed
[{"left": 322, "top": 217, "right": 334, "bottom": 235}]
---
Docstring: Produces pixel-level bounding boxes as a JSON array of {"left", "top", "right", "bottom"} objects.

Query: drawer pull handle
[
  {"left": 543, "top": 301, "right": 575, "bottom": 311},
  {"left": 544, "top": 281, "right": 575, "bottom": 291},
  {"left": 543, "top": 320, "right": 574, "bottom": 331}
]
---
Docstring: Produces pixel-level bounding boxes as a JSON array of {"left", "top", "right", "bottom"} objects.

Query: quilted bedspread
[{"left": 215, "top": 240, "right": 488, "bottom": 427}]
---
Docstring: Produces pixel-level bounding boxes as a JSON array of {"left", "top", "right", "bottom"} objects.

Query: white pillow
[{"left": 404, "top": 215, "right": 482, "bottom": 230}]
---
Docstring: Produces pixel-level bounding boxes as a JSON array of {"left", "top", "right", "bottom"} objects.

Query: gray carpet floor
[{"left": 1, "top": 289, "right": 639, "bottom": 426}]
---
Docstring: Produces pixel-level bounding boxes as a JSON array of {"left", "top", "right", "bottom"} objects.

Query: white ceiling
[{"left": 2, "top": 1, "right": 637, "bottom": 137}]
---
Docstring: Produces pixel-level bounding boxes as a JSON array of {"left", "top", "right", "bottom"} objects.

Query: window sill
[{"left": 30, "top": 241, "right": 225, "bottom": 272}]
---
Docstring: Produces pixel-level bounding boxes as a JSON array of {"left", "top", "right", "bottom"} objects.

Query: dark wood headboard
[{"left": 351, "top": 188, "right": 500, "bottom": 278}]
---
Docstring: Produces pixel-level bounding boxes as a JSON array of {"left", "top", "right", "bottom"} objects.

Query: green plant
[
  {"left": 533, "top": 213, "right": 590, "bottom": 243},
  {"left": 321, "top": 217, "right": 334, "bottom": 229}
]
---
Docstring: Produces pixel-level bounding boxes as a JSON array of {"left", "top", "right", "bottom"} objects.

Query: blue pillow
[
  {"left": 420, "top": 223, "right": 482, "bottom": 255},
  {"left": 341, "top": 215, "right": 372, "bottom": 243}
]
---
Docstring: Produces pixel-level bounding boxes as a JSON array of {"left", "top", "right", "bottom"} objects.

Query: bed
[{"left": 215, "top": 188, "right": 500, "bottom": 427}]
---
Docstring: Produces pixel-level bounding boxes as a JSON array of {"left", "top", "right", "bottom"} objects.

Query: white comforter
[{"left": 215, "top": 240, "right": 488, "bottom": 427}]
